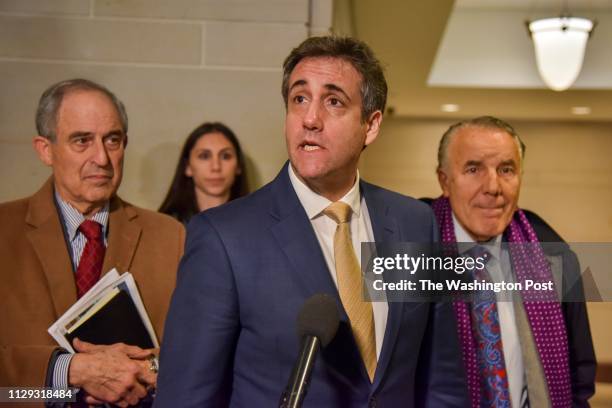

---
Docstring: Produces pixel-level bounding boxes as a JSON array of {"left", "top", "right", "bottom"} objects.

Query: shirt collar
[
  {"left": 452, "top": 212, "right": 502, "bottom": 260},
  {"left": 288, "top": 164, "right": 361, "bottom": 220},
  {"left": 54, "top": 191, "right": 109, "bottom": 242}
]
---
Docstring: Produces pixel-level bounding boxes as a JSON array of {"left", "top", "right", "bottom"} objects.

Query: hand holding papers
[
  {"left": 69, "top": 338, "right": 157, "bottom": 406},
  {"left": 48, "top": 269, "right": 158, "bottom": 352},
  {"left": 47, "top": 269, "right": 159, "bottom": 406}
]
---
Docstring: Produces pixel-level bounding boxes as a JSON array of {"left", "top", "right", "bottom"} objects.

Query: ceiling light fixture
[{"left": 527, "top": 15, "right": 595, "bottom": 91}]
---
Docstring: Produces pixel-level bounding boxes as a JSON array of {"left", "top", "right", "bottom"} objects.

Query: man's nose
[
  {"left": 483, "top": 169, "right": 501, "bottom": 195},
  {"left": 303, "top": 101, "right": 323, "bottom": 131},
  {"left": 91, "top": 138, "right": 110, "bottom": 167}
]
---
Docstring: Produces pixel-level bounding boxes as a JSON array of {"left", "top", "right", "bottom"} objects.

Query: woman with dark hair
[{"left": 159, "top": 122, "right": 249, "bottom": 224}]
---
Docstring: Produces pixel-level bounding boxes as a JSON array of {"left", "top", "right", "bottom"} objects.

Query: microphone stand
[{"left": 279, "top": 336, "right": 320, "bottom": 408}]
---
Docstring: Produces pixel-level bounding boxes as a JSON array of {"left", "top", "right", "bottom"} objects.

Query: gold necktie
[{"left": 324, "top": 201, "right": 377, "bottom": 382}]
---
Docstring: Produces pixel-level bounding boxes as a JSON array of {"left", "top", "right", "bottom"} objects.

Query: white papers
[{"left": 47, "top": 269, "right": 159, "bottom": 352}]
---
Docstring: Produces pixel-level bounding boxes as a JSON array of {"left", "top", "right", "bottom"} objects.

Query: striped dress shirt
[{"left": 51, "top": 192, "right": 109, "bottom": 391}]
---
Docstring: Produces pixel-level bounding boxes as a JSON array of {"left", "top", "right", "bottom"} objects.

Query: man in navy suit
[{"left": 155, "top": 36, "right": 467, "bottom": 407}]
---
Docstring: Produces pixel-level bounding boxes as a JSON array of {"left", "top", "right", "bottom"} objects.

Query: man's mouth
[
  {"left": 476, "top": 205, "right": 505, "bottom": 215},
  {"left": 86, "top": 174, "right": 112, "bottom": 180},
  {"left": 303, "top": 144, "right": 321, "bottom": 151},
  {"left": 300, "top": 141, "right": 322, "bottom": 152}
]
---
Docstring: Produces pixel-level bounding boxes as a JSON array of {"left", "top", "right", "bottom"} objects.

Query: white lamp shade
[{"left": 529, "top": 17, "right": 593, "bottom": 91}]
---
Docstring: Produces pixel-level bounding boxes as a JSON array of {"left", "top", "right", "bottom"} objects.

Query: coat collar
[
  {"left": 359, "top": 181, "right": 403, "bottom": 389},
  {"left": 268, "top": 163, "right": 338, "bottom": 298},
  {"left": 25, "top": 178, "right": 76, "bottom": 317},
  {"left": 360, "top": 180, "right": 398, "bottom": 244},
  {"left": 25, "top": 177, "right": 141, "bottom": 317},
  {"left": 102, "top": 195, "right": 141, "bottom": 275}
]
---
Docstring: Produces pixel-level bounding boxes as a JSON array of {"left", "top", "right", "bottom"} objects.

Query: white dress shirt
[
  {"left": 288, "top": 165, "right": 388, "bottom": 359},
  {"left": 453, "top": 215, "right": 525, "bottom": 408}
]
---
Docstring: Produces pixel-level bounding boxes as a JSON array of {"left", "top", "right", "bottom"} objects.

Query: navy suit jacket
[{"left": 155, "top": 165, "right": 467, "bottom": 407}]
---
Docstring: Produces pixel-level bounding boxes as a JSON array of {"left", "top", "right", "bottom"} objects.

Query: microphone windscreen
[{"left": 297, "top": 294, "right": 340, "bottom": 347}]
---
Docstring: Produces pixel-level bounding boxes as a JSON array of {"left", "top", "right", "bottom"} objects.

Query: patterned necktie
[
  {"left": 75, "top": 220, "right": 105, "bottom": 299},
  {"left": 323, "top": 202, "right": 377, "bottom": 382},
  {"left": 470, "top": 246, "right": 511, "bottom": 407}
]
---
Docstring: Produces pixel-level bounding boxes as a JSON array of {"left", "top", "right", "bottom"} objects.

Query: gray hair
[
  {"left": 437, "top": 116, "right": 525, "bottom": 171},
  {"left": 35, "top": 78, "right": 128, "bottom": 141},
  {"left": 282, "top": 36, "right": 387, "bottom": 122}
]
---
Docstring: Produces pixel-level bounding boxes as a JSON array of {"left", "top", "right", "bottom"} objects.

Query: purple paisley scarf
[{"left": 431, "top": 196, "right": 571, "bottom": 408}]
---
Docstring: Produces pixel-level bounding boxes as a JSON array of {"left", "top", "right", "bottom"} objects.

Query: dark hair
[
  {"left": 437, "top": 115, "right": 526, "bottom": 171},
  {"left": 282, "top": 36, "right": 387, "bottom": 121},
  {"left": 36, "top": 78, "right": 128, "bottom": 141},
  {"left": 159, "top": 122, "right": 249, "bottom": 224}
]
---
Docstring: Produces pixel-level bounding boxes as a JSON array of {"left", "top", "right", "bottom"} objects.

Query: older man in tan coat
[{"left": 0, "top": 79, "right": 184, "bottom": 407}]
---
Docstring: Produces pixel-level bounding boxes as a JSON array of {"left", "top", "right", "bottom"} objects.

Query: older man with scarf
[{"left": 427, "top": 116, "right": 595, "bottom": 408}]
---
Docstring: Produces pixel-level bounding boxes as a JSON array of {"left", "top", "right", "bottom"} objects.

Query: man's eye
[
  {"left": 466, "top": 167, "right": 478, "bottom": 174},
  {"left": 328, "top": 97, "right": 342, "bottom": 107},
  {"left": 293, "top": 95, "right": 306, "bottom": 104},
  {"left": 72, "top": 137, "right": 92, "bottom": 148},
  {"left": 105, "top": 135, "right": 123, "bottom": 147},
  {"left": 499, "top": 166, "right": 515, "bottom": 175}
]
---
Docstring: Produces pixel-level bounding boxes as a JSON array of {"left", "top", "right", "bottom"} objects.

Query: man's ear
[
  {"left": 33, "top": 136, "right": 53, "bottom": 167},
  {"left": 437, "top": 168, "right": 451, "bottom": 197},
  {"left": 364, "top": 110, "right": 383, "bottom": 147}
]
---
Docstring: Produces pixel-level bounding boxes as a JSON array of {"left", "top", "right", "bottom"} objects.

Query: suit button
[{"left": 368, "top": 396, "right": 377, "bottom": 408}]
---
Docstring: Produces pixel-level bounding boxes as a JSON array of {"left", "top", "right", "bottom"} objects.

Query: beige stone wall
[{"left": 0, "top": 0, "right": 333, "bottom": 208}]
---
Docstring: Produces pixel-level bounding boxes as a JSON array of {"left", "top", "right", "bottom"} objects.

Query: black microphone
[{"left": 279, "top": 294, "right": 340, "bottom": 408}]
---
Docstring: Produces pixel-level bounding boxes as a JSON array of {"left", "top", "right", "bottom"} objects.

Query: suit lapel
[
  {"left": 270, "top": 209, "right": 341, "bottom": 299},
  {"left": 269, "top": 165, "right": 340, "bottom": 303},
  {"left": 25, "top": 179, "right": 77, "bottom": 317},
  {"left": 102, "top": 197, "right": 141, "bottom": 275},
  {"left": 361, "top": 182, "right": 404, "bottom": 389}
]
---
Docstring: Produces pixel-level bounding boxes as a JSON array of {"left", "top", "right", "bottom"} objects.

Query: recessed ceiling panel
[{"left": 428, "top": 6, "right": 612, "bottom": 89}]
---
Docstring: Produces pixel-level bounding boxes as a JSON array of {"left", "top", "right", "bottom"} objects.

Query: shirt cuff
[{"left": 51, "top": 353, "right": 73, "bottom": 389}]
